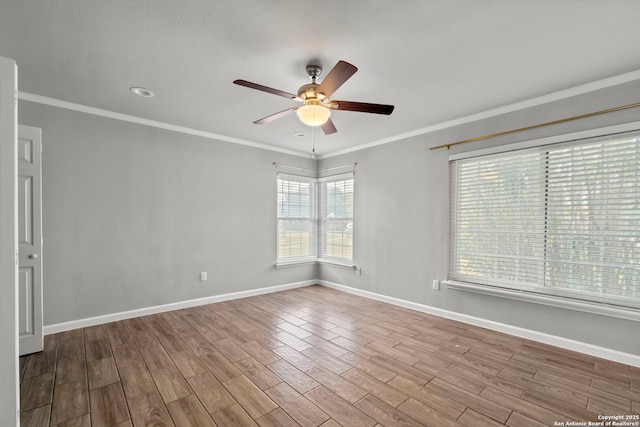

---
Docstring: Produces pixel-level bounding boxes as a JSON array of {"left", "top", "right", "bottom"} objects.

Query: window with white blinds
[
  {"left": 450, "top": 130, "right": 640, "bottom": 310},
  {"left": 318, "top": 174, "right": 354, "bottom": 264},
  {"left": 277, "top": 174, "right": 315, "bottom": 263},
  {"left": 277, "top": 172, "right": 354, "bottom": 265}
]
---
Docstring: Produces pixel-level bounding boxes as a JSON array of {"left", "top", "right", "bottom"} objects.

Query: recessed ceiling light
[
  {"left": 293, "top": 132, "right": 306, "bottom": 137},
  {"left": 130, "top": 87, "right": 155, "bottom": 97}
]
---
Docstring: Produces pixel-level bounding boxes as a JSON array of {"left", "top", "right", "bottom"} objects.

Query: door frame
[{"left": 0, "top": 55, "right": 19, "bottom": 426}]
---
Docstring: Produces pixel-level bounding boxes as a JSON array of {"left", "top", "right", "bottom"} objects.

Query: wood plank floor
[{"left": 20, "top": 285, "right": 640, "bottom": 426}]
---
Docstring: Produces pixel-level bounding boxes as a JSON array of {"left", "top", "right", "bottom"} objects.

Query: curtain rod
[
  {"left": 429, "top": 101, "right": 640, "bottom": 151},
  {"left": 272, "top": 162, "right": 357, "bottom": 173}
]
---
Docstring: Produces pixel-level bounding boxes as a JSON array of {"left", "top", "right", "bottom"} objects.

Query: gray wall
[
  {"left": 19, "top": 101, "right": 316, "bottom": 326},
  {"left": 319, "top": 79, "right": 640, "bottom": 356}
]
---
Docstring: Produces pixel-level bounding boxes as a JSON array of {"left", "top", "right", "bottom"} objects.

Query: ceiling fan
[{"left": 233, "top": 60, "right": 394, "bottom": 135}]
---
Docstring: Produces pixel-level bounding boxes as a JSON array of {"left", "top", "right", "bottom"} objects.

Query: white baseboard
[
  {"left": 44, "top": 278, "right": 640, "bottom": 367},
  {"left": 319, "top": 281, "right": 640, "bottom": 368},
  {"left": 43, "top": 280, "right": 315, "bottom": 335}
]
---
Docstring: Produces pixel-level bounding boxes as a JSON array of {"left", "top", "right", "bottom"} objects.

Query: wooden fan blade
[
  {"left": 253, "top": 107, "right": 298, "bottom": 124},
  {"left": 316, "top": 60, "right": 358, "bottom": 98},
  {"left": 233, "top": 79, "right": 298, "bottom": 99},
  {"left": 328, "top": 100, "right": 394, "bottom": 115},
  {"left": 321, "top": 118, "right": 337, "bottom": 135}
]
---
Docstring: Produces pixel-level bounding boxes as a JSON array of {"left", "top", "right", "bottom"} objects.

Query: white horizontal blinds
[
  {"left": 450, "top": 150, "right": 547, "bottom": 290},
  {"left": 277, "top": 174, "right": 315, "bottom": 262},
  {"left": 450, "top": 130, "right": 640, "bottom": 309},
  {"left": 545, "top": 135, "right": 640, "bottom": 304},
  {"left": 318, "top": 173, "right": 354, "bottom": 263}
]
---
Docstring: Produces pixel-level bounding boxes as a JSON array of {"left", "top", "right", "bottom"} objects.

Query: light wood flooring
[{"left": 20, "top": 285, "right": 640, "bottom": 426}]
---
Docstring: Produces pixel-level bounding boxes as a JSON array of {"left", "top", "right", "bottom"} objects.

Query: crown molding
[
  {"left": 18, "top": 91, "right": 310, "bottom": 158},
  {"left": 19, "top": 68, "right": 640, "bottom": 160},
  {"left": 322, "top": 69, "right": 640, "bottom": 158}
]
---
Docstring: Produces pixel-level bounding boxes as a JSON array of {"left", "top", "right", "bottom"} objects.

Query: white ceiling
[{"left": 2, "top": 1, "right": 640, "bottom": 157}]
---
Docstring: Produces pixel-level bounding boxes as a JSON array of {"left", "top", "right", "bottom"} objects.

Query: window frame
[
  {"left": 276, "top": 173, "right": 316, "bottom": 265},
  {"left": 446, "top": 121, "right": 640, "bottom": 320},
  {"left": 276, "top": 172, "right": 355, "bottom": 267},
  {"left": 317, "top": 173, "right": 355, "bottom": 266}
]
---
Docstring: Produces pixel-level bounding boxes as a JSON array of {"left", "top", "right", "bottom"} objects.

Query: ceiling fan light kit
[
  {"left": 233, "top": 60, "right": 394, "bottom": 135},
  {"left": 297, "top": 103, "right": 331, "bottom": 126}
]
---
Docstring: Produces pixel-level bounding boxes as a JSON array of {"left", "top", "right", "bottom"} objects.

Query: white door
[{"left": 18, "top": 125, "right": 43, "bottom": 355}]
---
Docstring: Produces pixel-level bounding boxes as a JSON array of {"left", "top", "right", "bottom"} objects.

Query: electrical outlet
[
  {"left": 356, "top": 267, "right": 362, "bottom": 276},
  {"left": 200, "top": 272, "right": 207, "bottom": 281},
  {"left": 432, "top": 279, "right": 440, "bottom": 290}
]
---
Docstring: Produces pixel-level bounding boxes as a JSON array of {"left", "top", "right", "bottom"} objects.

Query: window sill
[
  {"left": 443, "top": 280, "right": 640, "bottom": 322},
  {"left": 318, "top": 259, "right": 355, "bottom": 269},
  {"left": 275, "top": 259, "right": 355, "bottom": 269},
  {"left": 274, "top": 260, "right": 317, "bottom": 269}
]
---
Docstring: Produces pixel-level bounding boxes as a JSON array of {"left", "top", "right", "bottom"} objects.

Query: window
[
  {"left": 277, "top": 172, "right": 354, "bottom": 265},
  {"left": 450, "top": 130, "right": 640, "bottom": 310},
  {"left": 277, "top": 174, "right": 315, "bottom": 263},
  {"left": 318, "top": 174, "right": 354, "bottom": 263}
]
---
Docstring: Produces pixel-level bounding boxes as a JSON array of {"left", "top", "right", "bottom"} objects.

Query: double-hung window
[
  {"left": 449, "top": 129, "right": 640, "bottom": 310},
  {"left": 318, "top": 174, "right": 354, "bottom": 264},
  {"left": 277, "top": 172, "right": 354, "bottom": 266},
  {"left": 277, "top": 174, "right": 315, "bottom": 263}
]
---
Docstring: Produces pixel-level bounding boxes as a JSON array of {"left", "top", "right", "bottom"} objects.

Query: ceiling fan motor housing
[{"left": 298, "top": 82, "right": 325, "bottom": 102}]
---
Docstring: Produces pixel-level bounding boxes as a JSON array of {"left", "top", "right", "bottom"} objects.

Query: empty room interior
[{"left": 1, "top": 2, "right": 640, "bottom": 426}]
